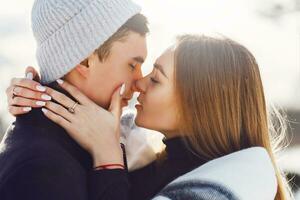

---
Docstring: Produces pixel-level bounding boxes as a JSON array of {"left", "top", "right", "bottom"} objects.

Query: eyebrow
[
  {"left": 133, "top": 56, "right": 145, "bottom": 64},
  {"left": 153, "top": 63, "right": 168, "bottom": 79}
]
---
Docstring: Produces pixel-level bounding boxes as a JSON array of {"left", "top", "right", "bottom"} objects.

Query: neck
[
  {"left": 161, "top": 130, "right": 182, "bottom": 140},
  {"left": 63, "top": 71, "right": 84, "bottom": 90},
  {"left": 63, "top": 71, "right": 109, "bottom": 109}
]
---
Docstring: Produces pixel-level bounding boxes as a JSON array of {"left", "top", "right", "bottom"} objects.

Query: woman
[{"left": 6, "top": 35, "right": 292, "bottom": 200}]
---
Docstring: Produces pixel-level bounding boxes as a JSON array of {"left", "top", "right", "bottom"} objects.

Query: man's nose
[
  {"left": 131, "top": 80, "right": 140, "bottom": 92},
  {"left": 133, "top": 68, "right": 143, "bottom": 80},
  {"left": 131, "top": 69, "right": 144, "bottom": 92},
  {"left": 132, "top": 77, "right": 146, "bottom": 93}
]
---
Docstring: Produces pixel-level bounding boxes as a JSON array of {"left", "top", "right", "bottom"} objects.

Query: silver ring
[{"left": 68, "top": 102, "right": 78, "bottom": 114}]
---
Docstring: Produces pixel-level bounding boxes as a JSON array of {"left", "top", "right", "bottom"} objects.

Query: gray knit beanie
[{"left": 31, "top": 0, "right": 141, "bottom": 84}]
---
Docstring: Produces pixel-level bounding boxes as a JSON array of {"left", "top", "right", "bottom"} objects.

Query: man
[{"left": 0, "top": 0, "right": 149, "bottom": 199}]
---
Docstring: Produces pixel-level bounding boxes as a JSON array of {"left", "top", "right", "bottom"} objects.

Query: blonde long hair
[{"left": 173, "top": 35, "right": 292, "bottom": 200}]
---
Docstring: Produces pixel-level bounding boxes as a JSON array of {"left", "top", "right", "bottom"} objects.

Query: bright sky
[{"left": 0, "top": 0, "right": 299, "bottom": 124}]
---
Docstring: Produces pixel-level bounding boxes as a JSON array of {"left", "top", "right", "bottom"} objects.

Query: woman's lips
[
  {"left": 135, "top": 101, "right": 143, "bottom": 110},
  {"left": 135, "top": 104, "right": 142, "bottom": 110},
  {"left": 136, "top": 97, "right": 143, "bottom": 110}
]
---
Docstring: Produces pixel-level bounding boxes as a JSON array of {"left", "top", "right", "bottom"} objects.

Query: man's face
[{"left": 82, "top": 31, "right": 147, "bottom": 109}]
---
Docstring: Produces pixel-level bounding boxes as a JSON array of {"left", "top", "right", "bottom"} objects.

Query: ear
[{"left": 74, "top": 62, "right": 89, "bottom": 79}]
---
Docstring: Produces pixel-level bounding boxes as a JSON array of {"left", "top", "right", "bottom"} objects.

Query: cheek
[
  {"left": 136, "top": 85, "right": 178, "bottom": 131},
  {"left": 87, "top": 69, "right": 122, "bottom": 108}
]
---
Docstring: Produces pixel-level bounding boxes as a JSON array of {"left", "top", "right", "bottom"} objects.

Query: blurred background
[{"left": 0, "top": 0, "right": 299, "bottom": 198}]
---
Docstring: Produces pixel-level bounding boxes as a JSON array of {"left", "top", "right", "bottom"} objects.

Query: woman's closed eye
[
  {"left": 150, "top": 77, "right": 159, "bottom": 84},
  {"left": 149, "top": 69, "right": 160, "bottom": 84}
]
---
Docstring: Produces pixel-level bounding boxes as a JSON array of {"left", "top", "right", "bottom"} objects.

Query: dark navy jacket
[
  {"left": 0, "top": 106, "right": 94, "bottom": 199},
  {"left": 0, "top": 83, "right": 130, "bottom": 200}
]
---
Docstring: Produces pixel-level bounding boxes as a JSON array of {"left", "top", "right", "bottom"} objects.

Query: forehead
[
  {"left": 155, "top": 47, "right": 175, "bottom": 77},
  {"left": 110, "top": 31, "right": 147, "bottom": 60}
]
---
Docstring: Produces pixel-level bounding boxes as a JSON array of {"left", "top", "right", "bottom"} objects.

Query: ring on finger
[{"left": 68, "top": 101, "right": 79, "bottom": 114}]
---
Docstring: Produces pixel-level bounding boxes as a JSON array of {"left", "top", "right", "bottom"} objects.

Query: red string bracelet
[
  {"left": 94, "top": 163, "right": 125, "bottom": 170},
  {"left": 93, "top": 143, "right": 127, "bottom": 171}
]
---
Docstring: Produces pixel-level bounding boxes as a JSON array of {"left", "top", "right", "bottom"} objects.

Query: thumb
[
  {"left": 109, "top": 83, "right": 125, "bottom": 120},
  {"left": 25, "top": 66, "right": 40, "bottom": 81}
]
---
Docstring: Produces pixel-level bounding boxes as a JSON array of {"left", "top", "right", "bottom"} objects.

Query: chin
[
  {"left": 134, "top": 113, "right": 143, "bottom": 127},
  {"left": 134, "top": 113, "right": 150, "bottom": 129},
  {"left": 134, "top": 114, "right": 156, "bottom": 131},
  {"left": 94, "top": 98, "right": 110, "bottom": 110}
]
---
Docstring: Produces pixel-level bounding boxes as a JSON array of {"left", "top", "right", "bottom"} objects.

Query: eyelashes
[
  {"left": 150, "top": 77, "right": 159, "bottom": 84},
  {"left": 150, "top": 69, "right": 159, "bottom": 84}
]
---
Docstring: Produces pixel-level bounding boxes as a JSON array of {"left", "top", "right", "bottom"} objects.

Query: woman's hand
[
  {"left": 42, "top": 79, "right": 125, "bottom": 168},
  {"left": 6, "top": 66, "right": 51, "bottom": 116}
]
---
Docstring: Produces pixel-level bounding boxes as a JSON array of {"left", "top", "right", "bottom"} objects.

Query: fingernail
[
  {"left": 120, "top": 83, "right": 125, "bottom": 96},
  {"left": 42, "top": 108, "right": 48, "bottom": 114},
  {"left": 41, "top": 94, "right": 51, "bottom": 101},
  {"left": 36, "top": 101, "right": 46, "bottom": 106},
  {"left": 56, "top": 79, "right": 64, "bottom": 85},
  {"left": 36, "top": 85, "right": 46, "bottom": 92},
  {"left": 23, "top": 107, "right": 32, "bottom": 112},
  {"left": 26, "top": 72, "right": 33, "bottom": 80}
]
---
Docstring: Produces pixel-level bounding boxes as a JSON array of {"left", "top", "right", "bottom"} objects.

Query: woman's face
[{"left": 134, "top": 47, "right": 179, "bottom": 137}]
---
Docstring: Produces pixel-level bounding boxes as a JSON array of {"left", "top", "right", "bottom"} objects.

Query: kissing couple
[{"left": 0, "top": 0, "right": 291, "bottom": 200}]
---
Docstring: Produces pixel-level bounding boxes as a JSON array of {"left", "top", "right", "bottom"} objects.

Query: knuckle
[
  {"left": 24, "top": 90, "right": 34, "bottom": 98},
  {"left": 13, "top": 97, "right": 21, "bottom": 105},
  {"left": 60, "top": 95, "right": 69, "bottom": 103},
  {"left": 54, "top": 92, "right": 66, "bottom": 103},
  {"left": 13, "top": 86, "right": 20, "bottom": 94},
  {"left": 46, "top": 101, "right": 53, "bottom": 109},
  {"left": 53, "top": 103, "right": 60, "bottom": 111},
  {"left": 68, "top": 87, "right": 76, "bottom": 94},
  {"left": 18, "top": 88, "right": 26, "bottom": 96},
  {"left": 46, "top": 89, "right": 53, "bottom": 97},
  {"left": 50, "top": 90, "right": 58, "bottom": 99},
  {"left": 47, "top": 102, "right": 58, "bottom": 110},
  {"left": 29, "top": 81, "right": 38, "bottom": 90},
  {"left": 55, "top": 91, "right": 63, "bottom": 99},
  {"left": 34, "top": 92, "right": 42, "bottom": 99}
]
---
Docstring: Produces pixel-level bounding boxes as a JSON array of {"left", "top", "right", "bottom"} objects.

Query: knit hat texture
[{"left": 31, "top": 0, "right": 141, "bottom": 83}]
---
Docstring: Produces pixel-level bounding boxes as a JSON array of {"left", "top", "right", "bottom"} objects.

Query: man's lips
[
  {"left": 137, "top": 97, "right": 143, "bottom": 105},
  {"left": 121, "top": 99, "right": 129, "bottom": 107}
]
